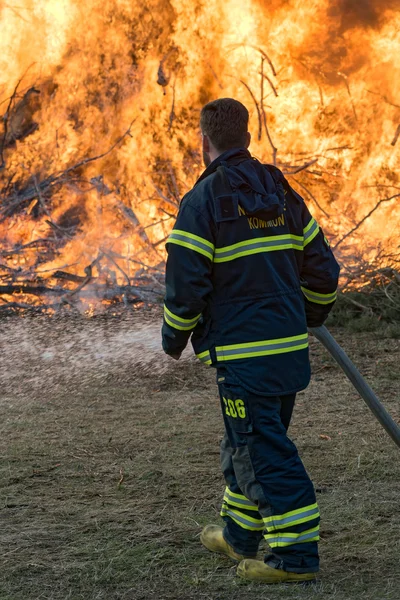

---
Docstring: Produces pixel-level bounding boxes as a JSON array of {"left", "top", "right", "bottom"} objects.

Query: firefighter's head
[{"left": 200, "top": 98, "right": 251, "bottom": 167}]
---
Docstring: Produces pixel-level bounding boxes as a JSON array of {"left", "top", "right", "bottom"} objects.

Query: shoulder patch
[
  {"left": 215, "top": 194, "right": 239, "bottom": 222},
  {"left": 211, "top": 165, "right": 240, "bottom": 222}
]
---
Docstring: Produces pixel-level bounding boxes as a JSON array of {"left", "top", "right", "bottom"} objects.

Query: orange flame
[{"left": 0, "top": 0, "right": 399, "bottom": 304}]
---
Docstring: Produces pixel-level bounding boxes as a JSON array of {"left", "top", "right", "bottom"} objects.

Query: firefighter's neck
[
  {"left": 207, "top": 148, "right": 221, "bottom": 164},
  {"left": 201, "top": 132, "right": 251, "bottom": 168},
  {"left": 202, "top": 134, "right": 220, "bottom": 167}
]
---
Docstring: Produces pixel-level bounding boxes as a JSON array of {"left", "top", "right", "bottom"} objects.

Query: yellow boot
[
  {"left": 237, "top": 559, "right": 317, "bottom": 583},
  {"left": 200, "top": 525, "right": 257, "bottom": 561}
]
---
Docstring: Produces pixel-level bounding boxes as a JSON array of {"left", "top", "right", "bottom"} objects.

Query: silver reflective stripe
[
  {"left": 216, "top": 338, "right": 307, "bottom": 359},
  {"left": 265, "top": 506, "right": 320, "bottom": 531},
  {"left": 164, "top": 307, "right": 200, "bottom": 330},
  {"left": 266, "top": 527, "right": 319, "bottom": 546},
  {"left": 224, "top": 489, "right": 259, "bottom": 511},
  {"left": 215, "top": 334, "right": 309, "bottom": 361},
  {"left": 221, "top": 507, "right": 264, "bottom": 531},
  {"left": 301, "top": 287, "right": 337, "bottom": 305},
  {"left": 214, "top": 236, "right": 303, "bottom": 262},
  {"left": 164, "top": 314, "right": 198, "bottom": 328},
  {"left": 196, "top": 350, "right": 212, "bottom": 365},
  {"left": 168, "top": 230, "right": 214, "bottom": 260},
  {"left": 303, "top": 218, "right": 319, "bottom": 247}
]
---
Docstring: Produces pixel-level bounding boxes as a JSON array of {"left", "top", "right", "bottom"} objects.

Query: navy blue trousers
[{"left": 218, "top": 370, "right": 319, "bottom": 573}]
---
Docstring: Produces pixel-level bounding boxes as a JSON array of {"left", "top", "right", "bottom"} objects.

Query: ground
[{"left": 0, "top": 312, "right": 399, "bottom": 600}]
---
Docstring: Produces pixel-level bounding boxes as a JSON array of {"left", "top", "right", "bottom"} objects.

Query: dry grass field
[{"left": 0, "top": 313, "right": 399, "bottom": 600}]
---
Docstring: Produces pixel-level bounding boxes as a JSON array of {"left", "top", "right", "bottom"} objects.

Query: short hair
[{"left": 200, "top": 98, "right": 249, "bottom": 153}]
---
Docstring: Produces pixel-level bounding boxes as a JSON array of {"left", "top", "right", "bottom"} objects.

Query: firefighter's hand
[
  {"left": 304, "top": 300, "right": 330, "bottom": 328},
  {"left": 162, "top": 337, "right": 183, "bottom": 360}
]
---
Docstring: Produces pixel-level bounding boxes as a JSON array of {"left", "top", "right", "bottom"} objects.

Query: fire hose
[{"left": 309, "top": 325, "right": 400, "bottom": 449}]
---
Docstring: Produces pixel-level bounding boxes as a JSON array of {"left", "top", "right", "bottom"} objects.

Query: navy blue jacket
[{"left": 162, "top": 148, "right": 340, "bottom": 395}]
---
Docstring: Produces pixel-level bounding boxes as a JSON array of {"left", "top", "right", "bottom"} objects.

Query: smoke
[
  {"left": 321, "top": 0, "right": 399, "bottom": 78},
  {"left": 328, "top": 0, "right": 399, "bottom": 31},
  {"left": 256, "top": 0, "right": 398, "bottom": 29},
  {"left": 255, "top": 0, "right": 399, "bottom": 80}
]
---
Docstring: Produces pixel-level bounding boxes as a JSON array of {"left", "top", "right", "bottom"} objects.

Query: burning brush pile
[{"left": 0, "top": 0, "right": 399, "bottom": 316}]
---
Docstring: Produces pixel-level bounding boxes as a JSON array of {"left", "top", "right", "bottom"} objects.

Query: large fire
[{"left": 0, "top": 0, "right": 399, "bottom": 311}]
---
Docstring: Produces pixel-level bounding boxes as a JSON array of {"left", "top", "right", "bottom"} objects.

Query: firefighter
[{"left": 161, "top": 98, "right": 340, "bottom": 583}]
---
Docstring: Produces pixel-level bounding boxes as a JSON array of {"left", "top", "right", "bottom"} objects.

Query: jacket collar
[{"left": 194, "top": 148, "right": 252, "bottom": 187}]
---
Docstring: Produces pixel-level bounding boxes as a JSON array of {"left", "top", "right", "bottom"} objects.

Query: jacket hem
[{"left": 222, "top": 365, "right": 311, "bottom": 397}]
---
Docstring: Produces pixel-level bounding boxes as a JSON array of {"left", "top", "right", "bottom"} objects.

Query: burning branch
[
  {"left": 62, "top": 252, "right": 104, "bottom": 303},
  {"left": 157, "top": 47, "right": 179, "bottom": 91},
  {"left": 239, "top": 79, "right": 262, "bottom": 141},
  {"left": 0, "top": 119, "right": 136, "bottom": 221},
  {"left": 261, "top": 73, "right": 278, "bottom": 98},
  {"left": 54, "top": 120, "right": 136, "bottom": 180},
  {"left": 391, "top": 125, "right": 400, "bottom": 147},
  {"left": 333, "top": 193, "right": 400, "bottom": 251},
  {"left": 262, "top": 111, "right": 278, "bottom": 166},
  {"left": 116, "top": 202, "right": 154, "bottom": 248},
  {"left": 284, "top": 159, "right": 319, "bottom": 175},
  {"left": 168, "top": 70, "right": 180, "bottom": 132},
  {"left": 102, "top": 250, "right": 130, "bottom": 285},
  {"left": 366, "top": 89, "right": 400, "bottom": 110},
  {"left": 0, "top": 79, "right": 24, "bottom": 170},
  {"left": 290, "top": 178, "right": 330, "bottom": 219},
  {"left": 152, "top": 183, "right": 179, "bottom": 211},
  {"left": 337, "top": 72, "right": 358, "bottom": 123},
  {"left": 0, "top": 283, "right": 64, "bottom": 296},
  {"left": 0, "top": 238, "right": 54, "bottom": 257},
  {"left": 236, "top": 71, "right": 278, "bottom": 165},
  {"left": 229, "top": 44, "right": 277, "bottom": 77}
]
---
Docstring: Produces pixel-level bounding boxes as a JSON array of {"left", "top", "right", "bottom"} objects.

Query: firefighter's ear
[
  {"left": 245, "top": 131, "right": 251, "bottom": 148},
  {"left": 202, "top": 133, "right": 210, "bottom": 153}
]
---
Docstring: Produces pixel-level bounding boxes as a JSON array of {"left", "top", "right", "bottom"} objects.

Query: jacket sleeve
[
  {"left": 299, "top": 201, "right": 341, "bottom": 327},
  {"left": 162, "top": 200, "right": 216, "bottom": 356}
]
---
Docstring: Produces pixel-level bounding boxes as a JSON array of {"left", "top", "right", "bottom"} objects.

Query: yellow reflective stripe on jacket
[
  {"left": 167, "top": 229, "right": 214, "bottom": 260},
  {"left": 196, "top": 350, "right": 212, "bottom": 365},
  {"left": 265, "top": 526, "right": 320, "bottom": 547},
  {"left": 216, "top": 333, "right": 308, "bottom": 361},
  {"left": 168, "top": 221, "right": 319, "bottom": 263},
  {"left": 164, "top": 305, "right": 201, "bottom": 331},
  {"left": 220, "top": 506, "right": 264, "bottom": 531},
  {"left": 214, "top": 234, "right": 303, "bottom": 263},
  {"left": 224, "top": 487, "right": 259, "bottom": 512},
  {"left": 303, "top": 217, "right": 319, "bottom": 247},
  {"left": 263, "top": 502, "right": 320, "bottom": 532},
  {"left": 301, "top": 287, "right": 337, "bottom": 305}
]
